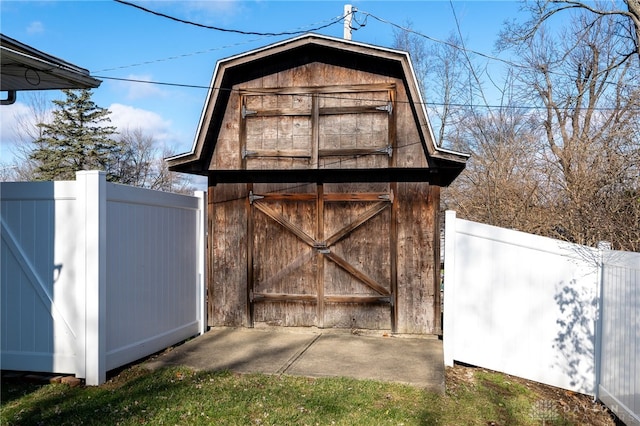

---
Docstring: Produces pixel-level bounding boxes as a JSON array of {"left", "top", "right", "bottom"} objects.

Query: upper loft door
[{"left": 240, "top": 84, "right": 396, "bottom": 172}]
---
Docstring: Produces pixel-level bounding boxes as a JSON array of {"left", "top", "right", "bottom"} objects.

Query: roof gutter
[{"left": 0, "top": 46, "right": 101, "bottom": 90}]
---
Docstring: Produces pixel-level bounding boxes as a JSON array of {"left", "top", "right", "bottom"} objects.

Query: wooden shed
[{"left": 168, "top": 34, "right": 467, "bottom": 335}]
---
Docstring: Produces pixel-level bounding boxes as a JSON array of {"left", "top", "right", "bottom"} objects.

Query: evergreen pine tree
[{"left": 30, "top": 89, "right": 121, "bottom": 181}]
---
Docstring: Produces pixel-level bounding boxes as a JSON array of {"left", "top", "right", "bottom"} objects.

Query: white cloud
[
  {"left": 26, "top": 21, "right": 44, "bottom": 35},
  {"left": 108, "top": 103, "right": 175, "bottom": 144},
  {"left": 0, "top": 102, "right": 34, "bottom": 154}
]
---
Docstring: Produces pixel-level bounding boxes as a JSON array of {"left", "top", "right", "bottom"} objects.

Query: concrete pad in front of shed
[
  {"left": 143, "top": 327, "right": 319, "bottom": 375},
  {"left": 143, "top": 327, "right": 444, "bottom": 392},
  {"left": 285, "top": 333, "right": 444, "bottom": 392}
]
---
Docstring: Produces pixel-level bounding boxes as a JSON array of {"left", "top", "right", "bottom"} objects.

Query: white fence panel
[
  {"left": 443, "top": 211, "right": 599, "bottom": 395},
  {"left": 105, "top": 183, "right": 205, "bottom": 372},
  {"left": 1, "top": 181, "right": 82, "bottom": 375},
  {"left": 1, "top": 171, "right": 205, "bottom": 385},
  {"left": 599, "top": 250, "right": 640, "bottom": 426}
]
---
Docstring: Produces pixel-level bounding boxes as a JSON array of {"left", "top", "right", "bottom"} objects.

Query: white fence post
[
  {"left": 443, "top": 210, "right": 456, "bottom": 367},
  {"left": 76, "top": 171, "right": 107, "bottom": 386},
  {"left": 594, "top": 241, "right": 610, "bottom": 400},
  {"left": 195, "top": 190, "right": 207, "bottom": 335}
]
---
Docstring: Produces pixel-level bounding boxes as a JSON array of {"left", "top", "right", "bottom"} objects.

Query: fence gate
[{"left": 248, "top": 183, "right": 396, "bottom": 331}]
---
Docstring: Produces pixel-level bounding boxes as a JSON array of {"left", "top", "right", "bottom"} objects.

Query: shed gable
[{"left": 168, "top": 34, "right": 467, "bottom": 186}]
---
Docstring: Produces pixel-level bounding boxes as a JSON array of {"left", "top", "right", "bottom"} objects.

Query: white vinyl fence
[
  {"left": 443, "top": 211, "right": 639, "bottom": 425},
  {"left": 599, "top": 250, "right": 640, "bottom": 426},
  {"left": 1, "top": 171, "right": 206, "bottom": 385}
]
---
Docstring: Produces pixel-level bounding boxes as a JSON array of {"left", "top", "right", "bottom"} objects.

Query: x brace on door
[{"left": 248, "top": 188, "right": 396, "bottom": 329}]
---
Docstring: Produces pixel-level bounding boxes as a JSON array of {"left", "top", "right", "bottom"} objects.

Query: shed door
[{"left": 249, "top": 183, "right": 396, "bottom": 331}]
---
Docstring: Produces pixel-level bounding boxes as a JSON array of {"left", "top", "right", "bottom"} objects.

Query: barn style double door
[{"left": 248, "top": 182, "right": 397, "bottom": 331}]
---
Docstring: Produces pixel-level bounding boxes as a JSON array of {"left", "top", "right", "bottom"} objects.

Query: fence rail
[
  {"left": 1, "top": 171, "right": 206, "bottom": 385},
  {"left": 443, "top": 211, "right": 639, "bottom": 425}
]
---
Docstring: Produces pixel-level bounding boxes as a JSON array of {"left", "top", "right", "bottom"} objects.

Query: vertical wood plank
[
  {"left": 311, "top": 94, "right": 319, "bottom": 169},
  {"left": 431, "top": 185, "right": 442, "bottom": 334},
  {"left": 316, "top": 183, "right": 324, "bottom": 327},
  {"left": 390, "top": 181, "right": 398, "bottom": 333},
  {"left": 239, "top": 94, "right": 247, "bottom": 170},
  {"left": 207, "top": 184, "right": 216, "bottom": 327},
  {"left": 246, "top": 182, "right": 254, "bottom": 327},
  {"left": 388, "top": 88, "right": 397, "bottom": 168}
]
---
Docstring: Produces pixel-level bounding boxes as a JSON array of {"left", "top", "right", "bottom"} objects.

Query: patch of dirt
[{"left": 446, "top": 364, "right": 618, "bottom": 426}]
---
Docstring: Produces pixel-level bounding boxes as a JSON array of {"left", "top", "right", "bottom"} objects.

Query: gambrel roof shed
[
  {"left": 168, "top": 33, "right": 468, "bottom": 335},
  {"left": 168, "top": 33, "right": 467, "bottom": 184}
]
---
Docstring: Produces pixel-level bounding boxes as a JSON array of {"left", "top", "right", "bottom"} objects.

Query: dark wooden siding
[{"left": 206, "top": 61, "right": 441, "bottom": 334}]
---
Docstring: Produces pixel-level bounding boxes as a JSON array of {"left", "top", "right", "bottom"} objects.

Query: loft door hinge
[
  {"left": 242, "top": 148, "right": 257, "bottom": 159},
  {"left": 375, "top": 102, "right": 393, "bottom": 114},
  {"left": 376, "top": 145, "right": 393, "bottom": 157},
  {"left": 378, "top": 190, "right": 394, "bottom": 203},
  {"left": 242, "top": 105, "right": 257, "bottom": 118}
]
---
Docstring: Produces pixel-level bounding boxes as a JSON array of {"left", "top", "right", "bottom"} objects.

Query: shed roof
[
  {"left": 168, "top": 33, "right": 468, "bottom": 185},
  {"left": 1, "top": 33, "right": 101, "bottom": 104}
]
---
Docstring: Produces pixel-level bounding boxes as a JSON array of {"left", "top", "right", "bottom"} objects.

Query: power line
[
  {"left": 113, "top": 0, "right": 348, "bottom": 36},
  {"left": 99, "top": 4, "right": 348, "bottom": 72},
  {"left": 356, "top": 10, "right": 527, "bottom": 70},
  {"left": 93, "top": 75, "right": 637, "bottom": 111}
]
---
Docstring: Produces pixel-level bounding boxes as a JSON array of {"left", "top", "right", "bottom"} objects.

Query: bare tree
[
  {"left": 393, "top": 26, "right": 475, "bottom": 148},
  {"left": 500, "top": 0, "right": 640, "bottom": 62},
  {"left": 444, "top": 74, "right": 557, "bottom": 235},
  {"left": 504, "top": 11, "right": 640, "bottom": 250},
  {"left": 4, "top": 92, "right": 51, "bottom": 181},
  {"left": 395, "top": 11, "right": 639, "bottom": 251},
  {"left": 113, "top": 127, "right": 194, "bottom": 193}
]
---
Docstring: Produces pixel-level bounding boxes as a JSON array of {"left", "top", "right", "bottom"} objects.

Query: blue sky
[{"left": 1, "top": 0, "right": 525, "bottom": 174}]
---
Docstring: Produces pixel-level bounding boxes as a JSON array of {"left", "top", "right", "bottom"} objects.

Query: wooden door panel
[
  {"left": 249, "top": 183, "right": 395, "bottom": 330},
  {"left": 322, "top": 197, "right": 392, "bottom": 330},
  {"left": 252, "top": 220, "right": 314, "bottom": 296},
  {"left": 243, "top": 92, "right": 313, "bottom": 170},
  {"left": 253, "top": 301, "right": 318, "bottom": 327},
  {"left": 323, "top": 303, "right": 391, "bottom": 330},
  {"left": 326, "top": 209, "right": 391, "bottom": 294},
  {"left": 251, "top": 196, "right": 318, "bottom": 327},
  {"left": 252, "top": 199, "right": 316, "bottom": 294}
]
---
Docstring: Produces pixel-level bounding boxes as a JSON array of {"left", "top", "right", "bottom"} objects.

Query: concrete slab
[
  {"left": 143, "top": 327, "right": 444, "bottom": 391},
  {"left": 144, "top": 327, "right": 319, "bottom": 374},
  {"left": 285, "top": 333, "right": 444, "bottom": 391}
]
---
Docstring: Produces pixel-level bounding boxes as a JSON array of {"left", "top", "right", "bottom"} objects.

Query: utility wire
[
  {"left": 99, "top": 3, "right": 348, "bottom": 72},
  {"left": 93, "top": 74, "right": 636, "bottom": 111},
  {"left": 357, "top": 9, "right": 526, "bottom": 70},
  {"left": 114, "top": 0, "right": 348, "bottom": 36}
]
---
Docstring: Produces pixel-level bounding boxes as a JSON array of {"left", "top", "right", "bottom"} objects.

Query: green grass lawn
[{"left": 1, "top": 365, "right": 615, "bottom": 425}]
